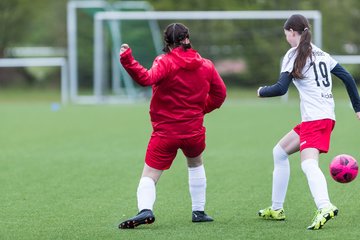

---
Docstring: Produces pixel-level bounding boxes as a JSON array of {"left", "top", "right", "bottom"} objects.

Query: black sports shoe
[
  {"left": 192, "top": 211, "right": 214, "bottom": 222},
  {"left": 119, "top": 209, "right": 155, "bottom": 229}
]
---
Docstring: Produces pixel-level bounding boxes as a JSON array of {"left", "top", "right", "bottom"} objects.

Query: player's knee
[
  {"left": 187, "top": 155, "right": 203, "bottom": 168},
  {"left": 273, "top": 144, "right": 288, "bottom": 162}
]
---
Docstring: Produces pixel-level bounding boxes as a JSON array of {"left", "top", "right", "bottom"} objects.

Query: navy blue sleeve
[
  {"left": 331, "top": 63, "right": 360, "bottom": 112},
  {"left": 259, "top": 72, "right": 293, "bottom": 97}
]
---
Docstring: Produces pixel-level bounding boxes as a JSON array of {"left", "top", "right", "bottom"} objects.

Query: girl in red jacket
[{"left": 119, "top": 23, "right": 226, "bottom": 229}]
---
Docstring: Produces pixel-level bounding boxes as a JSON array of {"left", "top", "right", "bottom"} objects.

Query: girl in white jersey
[{"left": 257, "top": 14, "right": 360, "bottom": 230}]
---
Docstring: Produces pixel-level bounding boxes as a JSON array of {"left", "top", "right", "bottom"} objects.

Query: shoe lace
[{"left": 264, "top": 207, "right": 272, "bottom": 215}]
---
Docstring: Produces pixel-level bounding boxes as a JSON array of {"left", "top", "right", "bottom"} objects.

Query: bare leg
[
  {"left": 278, "top": 130, "right": 300, "bottom": 155},
  {"left": 300, "top": 148, "right": 319, "bottom": 162},
  {"left": 187, "top": 155, "right": 203, "bottom": 168},
  {"left": 141, "top": 163, "right": 163, "bottom": 183}
]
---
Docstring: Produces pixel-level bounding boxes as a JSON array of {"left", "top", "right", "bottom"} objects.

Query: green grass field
[{"left": 0, "top": 89, "right": 359, "bottom": 240}]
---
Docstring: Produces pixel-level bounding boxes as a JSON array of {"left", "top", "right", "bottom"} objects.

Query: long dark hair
[
  {"left": 163, "top": 23, "right": 192, "bottom": 53},
  {"left": 284, "top": 14, "right": 312, "bottom": 79}
]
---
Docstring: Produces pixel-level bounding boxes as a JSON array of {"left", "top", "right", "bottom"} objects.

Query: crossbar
[{"left": 93, "top": 10, "right": 322, "bottom": 101}]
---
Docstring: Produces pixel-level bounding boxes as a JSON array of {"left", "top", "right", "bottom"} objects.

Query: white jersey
[{"left": 281, "top": 44, "right": 338, "bottom": 122}]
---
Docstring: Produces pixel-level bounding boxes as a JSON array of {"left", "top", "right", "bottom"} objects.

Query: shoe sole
[
  {"left": 119, "top": 216, "right": 155, "bottom": 229},
  {"left": 258, "top": 212, "right": 285, "bottom": 221},
  {"left": 307, "top": 209, "right": 338, "bottom": 230},
  {"left": 259, "top": 216, "right": 285, "bottom": 221},
  {"left": 192, "top": 218, "right": 214, "bottom": 223}
]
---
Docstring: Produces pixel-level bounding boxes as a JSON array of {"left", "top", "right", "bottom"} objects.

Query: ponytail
[
  {"left": 293, "top": 28, "right": 312, "bottom": 79},
  {"left": 284, "top": 14, "right": 313, "bottom": 79}
]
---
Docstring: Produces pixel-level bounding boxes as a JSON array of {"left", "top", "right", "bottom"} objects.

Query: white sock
[
  {"left": 301, "top": 159, "right": 330, "bottom": 209},
  {"left": 137, "top": 177, "right": 156, "bottom": 211},
  {"left": 271, "top": 144, "right": 290, "bottom": 210},
  {"left": 188, "top": 165, "right": 206, "bottom": 211}
]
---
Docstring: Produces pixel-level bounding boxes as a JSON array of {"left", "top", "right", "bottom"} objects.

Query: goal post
[
  {"left": 67, "top": 0, "right": 161, "bottom": 104},
  {"left": 0, "top": 57, "right": 69, "bottom": 104},
  {"left": 93, "top": 10, "right": 322, "bottom": 104}
]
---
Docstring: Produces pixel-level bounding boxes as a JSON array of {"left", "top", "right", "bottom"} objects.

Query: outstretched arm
[
  {"left": 331, "top": 63, "right": 360, "bottom": 120},
  {"left": 119, "top": 44, "right": 168, "bottom": 86},
  {"left": 257, "top": 72, "right": 293, "bottom": 97}
]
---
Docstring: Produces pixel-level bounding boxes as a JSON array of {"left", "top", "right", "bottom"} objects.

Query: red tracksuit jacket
[{"left": 120, "top": 47, "right": 226, "bottom": 138}]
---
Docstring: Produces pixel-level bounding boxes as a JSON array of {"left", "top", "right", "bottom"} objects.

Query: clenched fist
[{"left": 120, "top": 44, "right": 129, "bottom": 55}]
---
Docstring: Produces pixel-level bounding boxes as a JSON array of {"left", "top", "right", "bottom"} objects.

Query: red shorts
[
  {"left": 293, "top": 119, "right": 335, "bottom": 153},
  {"left": 145, "top": 134, "right": 206, "bottom": 170}
]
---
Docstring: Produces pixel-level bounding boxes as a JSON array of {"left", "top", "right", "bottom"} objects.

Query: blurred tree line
[{"left": 0, "top": 0, "right": 360, "bottom": 89}]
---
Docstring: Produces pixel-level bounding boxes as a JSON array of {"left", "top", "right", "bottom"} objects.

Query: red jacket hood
[{"left": 168, "top": 47, "right": 203, "bottom": 70}]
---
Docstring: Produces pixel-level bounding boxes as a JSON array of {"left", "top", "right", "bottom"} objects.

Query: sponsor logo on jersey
[
  {"left": 313, "top": 50, "right": 325, "bottom": 56},
  {"left": 321, "top": 93, "right": 333, "bottom": 99}
]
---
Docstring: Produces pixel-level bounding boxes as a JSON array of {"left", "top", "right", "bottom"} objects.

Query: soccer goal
[
  {"left": 0, "top": 57, "right": 69, "bottom": 103},
  {"left": 90, "top": 10, "right": 322, "bottom": 104},
  {"left": 67, "top": 0, "right": 161, "bottom": 104}
]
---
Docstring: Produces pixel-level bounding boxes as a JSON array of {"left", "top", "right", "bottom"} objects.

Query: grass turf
[{"left": 0, "top": 90, "right": 359, "bottom": 239}]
